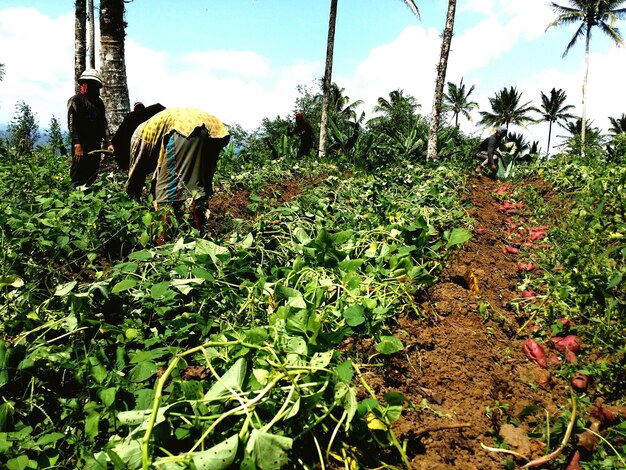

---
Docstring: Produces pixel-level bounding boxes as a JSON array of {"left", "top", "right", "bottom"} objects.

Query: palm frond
[{"left": 398, "top": 0, "right": 420, "bottom": 19}]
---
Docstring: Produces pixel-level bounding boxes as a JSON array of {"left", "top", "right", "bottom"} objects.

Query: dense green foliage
[
  {"left": 0, "top": 137, "right": 475, "bottom": 469},
  {"left": 1, "top": 89, "right": 625, "bottom": 468}
]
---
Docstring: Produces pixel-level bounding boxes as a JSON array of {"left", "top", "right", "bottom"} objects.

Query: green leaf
[
  {"left": 54, "top": 281, "right": 77, "bottom": 296},
  {"left": 111, "top": 278, "right": 137, "bottom": 293},
  {"left": 150, "top": 281, "right": 171, "bottom": 299},
  {"left": 99, "top": 387, "right": 117, "bottom": 408},
  {"left": 128, "top": 361, "right": 157, "bottom": 383},
  {"left": 245, "top": 430, "right": 292, "bottom": 470},
  {"left": 190, "top": 434, "right": 239, "bottom": 469},
  {"left": 85, "top": 412, "right": 100, "bottom": 441},
  {"left": 335, "top": 360, "right": 354, "bottom": 383},
  {"left": 6, "top": 455, "right": 29, "bottom": 470},
  {"left": 0, "top": 340, "right": 9, "bottom": 388},
  {"left": 36, "top": 432, "right": 65, "bottom": 446},
  {"left": 205, "top": 357, "right": 247, "bottom": 400},
  {"left": 0, "top": 275, "right": 24, "bottom": 289},
  {"left": 343, "top": 305, "right": 365, "bottom": 327},
  {"left": 128, "top": 249, "right": 154, "bottom": 261},
  {"left": 376, "top": 335, "right": 404, "bottom": 355},
  {"left": 607, "top": 274, "right": 622, "bottom": 289},
  {"left": 445, "top": 227, "right": 472, "bottom": 248},
  {"left": 310, "top": 350, "right": 333, "bottom": 369}
]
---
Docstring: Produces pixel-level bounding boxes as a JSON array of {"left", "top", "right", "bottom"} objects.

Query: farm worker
[
  {"left": 288, "top": 112, "right": 316, "bottom": 157},
  {"left": 67, "top": 68, "right": 114, "bottom": 186},
  {"left": 125, "top": 107, "right": 230, "bottom": 231},
  {"left": 476, "top": 125, "right": 507, "bottom": 174},
  {"left": 111, "top": 103, "right": 166, "bottom": 171}
]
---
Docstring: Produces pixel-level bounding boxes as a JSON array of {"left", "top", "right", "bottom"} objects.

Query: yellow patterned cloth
[
  {"left": 125, "top": 108, "right": 230, "bottom": 202},
  {"left": 137, "top": 107, "right": 229, "bottom": 146}
]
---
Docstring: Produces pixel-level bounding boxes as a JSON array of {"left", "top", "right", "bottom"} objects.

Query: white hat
[{"left": 79, "top": 69, "right": 103, "bottom": 86}]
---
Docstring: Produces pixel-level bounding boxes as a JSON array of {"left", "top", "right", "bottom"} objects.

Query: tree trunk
[
  {"left": 99, "top": 0, "right": 130, "bottom": 138},
  {"left": 87, "top": 0, "right": 96, "bottom": 69},
  {"left": 74, "top": 0, "right": 86, "bottom": 94},
  {"left": 581, "top": 29, "right": 590, "bottom": 158},
  {"left": 427, "top": 0, "right": 456, "bottom": 161},
  {"left": 546, "top": 120, "right": 553, "bottom": 159},
  {"left": 319, "top": 0, "right": 338, "bottom": 158}
]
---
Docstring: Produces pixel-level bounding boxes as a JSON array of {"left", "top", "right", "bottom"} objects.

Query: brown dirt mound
[{"left": 358, "top": 173, "right": 570, "bottom": 469}]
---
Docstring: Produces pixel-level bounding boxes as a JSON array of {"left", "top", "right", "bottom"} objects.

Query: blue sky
[{"left": 1, "top": 0, "right": 625, "bottom": 152}]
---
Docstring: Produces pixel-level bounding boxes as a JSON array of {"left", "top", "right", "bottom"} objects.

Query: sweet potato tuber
[
  {"left": 571, "top": 372, "right": 588, "bottom": 390},
  {"left": 523, "top": 339, "right": 547, "bottom": 368},
  {"left": 553, "top": 335, "right": 582, "bottom": 354}
]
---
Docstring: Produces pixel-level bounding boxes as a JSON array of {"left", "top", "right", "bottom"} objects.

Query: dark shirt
[
  {"left": 67, "top": 92, "right": 109, "bottom": 151},
  {"left": 478, "top": 132, "right": 505, "bottom": 166},
  {"left": 288, "top": 119, "right": 315, "bottom": 156},
  {"left": 112, "top": 103, "right": 166, "bottom": 170}
]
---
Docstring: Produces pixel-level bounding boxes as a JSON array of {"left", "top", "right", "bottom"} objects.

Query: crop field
[{"left": 0, "top": 143, "right": 625, "bottom": 469}]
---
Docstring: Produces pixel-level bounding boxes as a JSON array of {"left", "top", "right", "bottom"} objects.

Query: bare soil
[{"left": 206, "top": 171, "right": 573, "bottom": 468}]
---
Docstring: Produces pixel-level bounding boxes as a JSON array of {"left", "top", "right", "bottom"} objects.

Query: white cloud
[
  {"left": 0, "top": 8, "right": 74, "bottom": 124},
  {"left": 0, "top": 1, "right": 623, "bottom": 157}
]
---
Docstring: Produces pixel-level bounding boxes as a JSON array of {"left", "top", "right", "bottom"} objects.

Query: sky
[{"left": 1, "top": 0, "right": 626, "bottom": 153}]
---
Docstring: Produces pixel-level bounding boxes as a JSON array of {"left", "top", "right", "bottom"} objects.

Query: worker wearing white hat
[{"left": 67, "top": 69, "right": 114, "bottom": 187}]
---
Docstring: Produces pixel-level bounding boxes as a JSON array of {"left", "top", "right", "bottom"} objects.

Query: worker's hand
[
  {"left": 490, "top": 164, "right": 497, "bottom": 172},
  {"left": 107, "top": 144, "right": 115, "bottom": 153},
  {"left": 74, "top": 143, "right": 84, "bottom": 159}
]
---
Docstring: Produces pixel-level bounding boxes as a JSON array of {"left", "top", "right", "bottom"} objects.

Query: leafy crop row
[{"left": 0, "top": 148, "right": 471, "bottom": 469}]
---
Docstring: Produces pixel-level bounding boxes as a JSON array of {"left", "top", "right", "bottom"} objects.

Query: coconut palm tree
[
  {"left": 478, "top": 86, "right": 537, "bottom": 131},
  {"left": 319, "top": 0, "right": 420, "bottom": 157},
  {"left": 547, "top": 0, "right": 626, "bottom": 157},
  {"left": 372, "top": 89, "right": 420, "bottom": 121},
  {"left": 99, "top": 0, "right": 130, "bottom": 136},
  {"left": 442, "top": 78, "right": 478, "bottom": 127},
  {"left": 608, "top": 113, "right": 626, "bottom": 134},
  {"left": 74, "top": 0, "right": 87, "bottom": 94},
  {"left": 427, "top": 0, "right": 457, "bottom": 160},
  {"left": 537, "top": 88, "right": 576, "bottom": 157}
]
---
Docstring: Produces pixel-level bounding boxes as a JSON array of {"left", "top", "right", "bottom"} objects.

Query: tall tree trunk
[
  {"left": 319, "top": 0, "right": 338, "bottom": 158},
  {"left": 581, "top": 29, "right": 590, "bottom": 158},
  {"left": 87, "top": 0, "right": 96, "bottom": 68},
  {"left": 99, "top": 0, "right": 130, "bottom": 138},
  {"left": 427, "top": 0, "right": 456, "bottom": 160},
  {"left": 546, "top": 120, "right": 553, "bottom": 159},
  {"left": 74, "top": 0, "right": 86, "bottom": 94}
]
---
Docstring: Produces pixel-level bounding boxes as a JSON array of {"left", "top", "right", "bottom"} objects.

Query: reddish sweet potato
[
  {"left": 553, "top": 335, "right": 582, "bottom": 354},
  {"left": 523, "top": 339, "right": 547, "bottom": 368},
  {"left": 565, "top": 349, "right": 577, "bottom": 363},
  {"left": 571, "top": 372, "right": 588, "bottom": 390},
  {"left": 564, "top": 450, "right": 581, "bottom": 470},
  {"left": 476, "top": 227, "right": 486, "bottom": 235}
]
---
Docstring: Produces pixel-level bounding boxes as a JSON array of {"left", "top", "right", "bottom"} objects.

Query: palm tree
[
  {"left": 427, "top": 0, "right": 457, "bottom": 160},
  {"left": 318, "top": 0, "right": 420, "bottom": 157},
  {"left": 74, "top": 0, "right": 87, "bottom": 94},
  {"left": 558, "top": 117, "right": 605, "bottom": 154},
  {"left": 478, "top": 86, "right": 537, "bottom": 131},
  {"left": 608, "top": 113, "right": 626, "bottom": 134},
  {"left": 547, "top": 0, "right": 626, "bottom": 157},
  {"left": 372, "top": 89, "right": 420, "bottom": 118},
  {"left": 538, "top": 88, "right": 576, "bottom": 157},
  {"left": 99, "top": 0, "right": 130, "bottom": 136},
  {"left": 0, "top": 63, "right": 5, "bottom": 82},
  {"left": 442, "top": 78, "right": 478, "bottom": 127}
]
